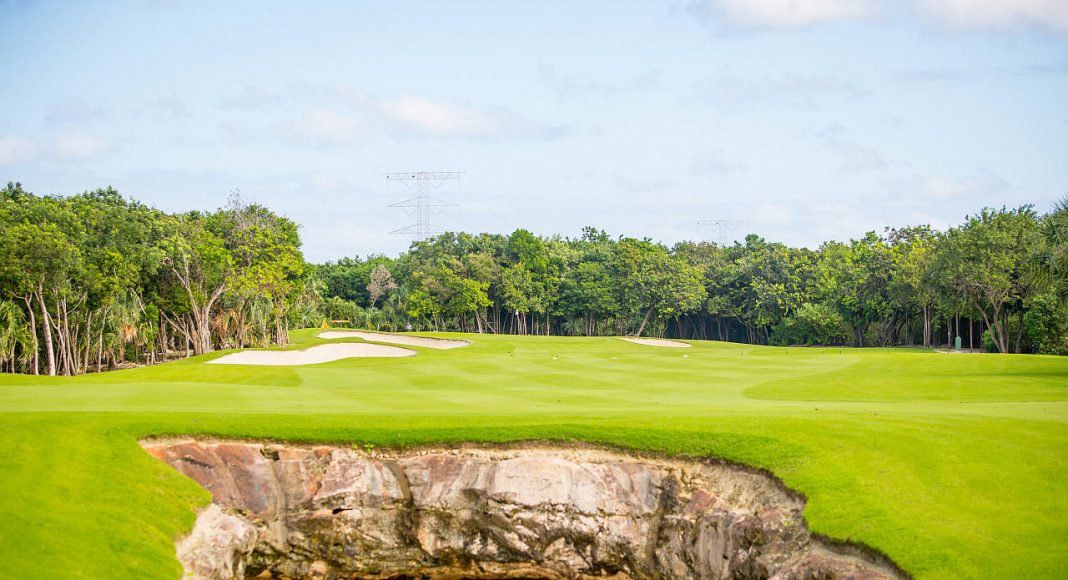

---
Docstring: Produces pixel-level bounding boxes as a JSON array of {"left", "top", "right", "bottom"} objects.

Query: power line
[
  {"left": 386, "top": 172, "right": 462, "bottom": 241},
  {"left": 697, "top": 219, "right": 749, "bottom": 245}
]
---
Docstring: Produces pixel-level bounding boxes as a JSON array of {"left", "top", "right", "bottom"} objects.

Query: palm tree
[
  {"left": 1035, "top": 196, "right": 1068, "bottom": 300},
  {"left": 248, "top": 298, "right": 273, "bottom": 347},
  {"left": 0, "top": 300, "right": 29, "bottom": 373}
]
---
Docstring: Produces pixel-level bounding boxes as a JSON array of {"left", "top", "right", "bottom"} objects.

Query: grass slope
[{"left": 0, "top": 330, "right": 1066, "bottom": 579}]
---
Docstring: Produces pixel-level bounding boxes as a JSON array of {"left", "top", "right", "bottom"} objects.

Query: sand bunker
[
  {"left": 620, "top": 337, "right": 692, "bottom": 348},
  {"left": 318, "top": 330, "right": 470, "bottom": 349},
  {"left": 208, "top": 343, "right": 415, "bottom": 366}
]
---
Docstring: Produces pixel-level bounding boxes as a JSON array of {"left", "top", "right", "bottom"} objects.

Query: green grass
[{"left": 0, "top": 330, "right": 1066, "bottom": 579}]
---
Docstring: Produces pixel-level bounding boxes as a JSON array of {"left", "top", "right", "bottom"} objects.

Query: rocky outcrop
[{"left": 142, "top": 440, "right": 906, "bottom": 580}]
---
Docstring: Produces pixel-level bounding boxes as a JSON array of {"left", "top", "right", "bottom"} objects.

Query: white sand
[
  {"left": 619, "top": 337, "right": 692, "bottom": 348},
  {"left": 318, "top": 331, "right": 470, "bottom": 349},
  {"left": 207, "top": 343, "right": 415, "bottom": 366}
]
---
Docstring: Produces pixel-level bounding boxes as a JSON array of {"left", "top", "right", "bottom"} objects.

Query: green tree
[
  {"left": 614, "top": 239, "right": 705, "bottom": 337},
  {"left": 885, "top": 226, "right": 941, "bottom": 347},
  {"left": 818, "top": 232, "right": 892, "bottom": 347},
  {"left": 211, "top": 198, "right": 305, "bottom": 346},
  {"left": 1034, "top": 196, "right": 1068, "bottom": 300},
  {"left": 157, "top": 214, "right": 233, "bottom": 355},
  {"left": 940, "top": 207, "right": 1040, "bottom": 353}
]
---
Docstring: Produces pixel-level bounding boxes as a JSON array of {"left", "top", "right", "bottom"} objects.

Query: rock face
[{"left": 142, "top": 440, "right": 906, "bottom": 580}]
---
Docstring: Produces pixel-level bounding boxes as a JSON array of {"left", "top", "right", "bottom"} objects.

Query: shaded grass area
[{"left": 0, "top": 330, "right": 1066, "bottom": 579}]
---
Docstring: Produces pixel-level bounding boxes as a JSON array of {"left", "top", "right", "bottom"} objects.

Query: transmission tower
[
  {"left": 697, "top": 219, "right": 749, "bottom": 246},
  {"left": 386, "top": 172, "right": 462, "bottom": 241}
]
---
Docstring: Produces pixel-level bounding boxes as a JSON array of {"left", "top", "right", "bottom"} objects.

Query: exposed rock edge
[{"left": 141, "top": 439, "right": 908, "bottom": 580}]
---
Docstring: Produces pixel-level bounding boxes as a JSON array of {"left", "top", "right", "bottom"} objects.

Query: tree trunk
[
  {"left": 83, "top": 311, "right": 93, "bottom": 374},
  {"left": 976, "top": 300, "right": 1008, "bottom": 354},
  {"left": 59, "top": 296, "right": 73, "bottom": 376},
  {"left": 1014, "top": 310, "right": 1025, "bottom": 354},
  {"left": 635, "top": 307, "right": 655, "bottom": 337},
  {"left": 52, "top": 303, "right": 66, "bottom": 375},
  {"left": 237, "top": 297, "right": 249, "bottom": 348},
  {"left": 922, "top": 305, "right": 931, "bottom": 348},
  {"left": 171, "top": 261, "right": 225, "bottom": 355},
  {"left": 160, "top": 318, "right": 168, "bottom": 362},
  {"left": 995, "top": 312, "right": 1008, "bottom": 354},
  {"left": 97, "top": 305, "right": 109, "bottom": 373},
  {"left": 22, "top": 295, "right": 39, "bottom": 375},
  {"left": 954, "top": 312, "right": 959, "bottom": 347},
  {"left": 36, "top": 284, "right": 56, "bottom": 376}
]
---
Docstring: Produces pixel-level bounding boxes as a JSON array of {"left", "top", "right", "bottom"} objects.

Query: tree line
[
  {"left": 0, "top": 184, "right": 305, "bottom": 375},
  {"left": 318, "top": 202, "right": 1067, "bottom": 355},
  {"left": 1, "top": 182, "right": 1065, "bottom": 375}
]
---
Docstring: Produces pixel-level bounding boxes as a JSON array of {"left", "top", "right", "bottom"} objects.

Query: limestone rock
[
  {"left": 143, "top": 440, "right": 906, "bottom": 580},
  {"left": 176, "top": 504, "right": 257, "bottom": 580}
]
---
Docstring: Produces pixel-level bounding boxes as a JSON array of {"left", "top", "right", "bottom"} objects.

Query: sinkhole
[{"left": 142, "top": 439, "right": 907, "bottom": 580}]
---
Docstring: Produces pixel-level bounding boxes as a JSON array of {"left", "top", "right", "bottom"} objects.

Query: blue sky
[{"left": 1, "top": 0, "right": 1066, "bottom": 261}]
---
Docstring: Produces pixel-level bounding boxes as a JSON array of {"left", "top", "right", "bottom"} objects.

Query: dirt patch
[
  {"left": 319, "top": 330, "right": 470, "bottom": 349},
  {"left": 619, "top": 337, "right": 692, "bottom": 348},
  {"left": 143, "top": 439, "right": 907, "bottom": 580},
  {"left": 206, "top": 343, "right": 415, "bottom": 366}
]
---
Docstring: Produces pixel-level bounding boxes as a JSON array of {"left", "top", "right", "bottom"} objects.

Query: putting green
[{"left": 0, "top": 330, "right": 1065, "bottom": 579}]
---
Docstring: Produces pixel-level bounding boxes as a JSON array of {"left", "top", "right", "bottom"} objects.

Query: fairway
[{"left": 0, "top": 331, "right": 1066, "bottom": 579}]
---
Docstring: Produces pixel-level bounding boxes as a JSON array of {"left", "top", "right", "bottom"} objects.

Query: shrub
[
  {"left": 771, "top": 303, "right": 850, "bottom": 346},
  {"left": 1024, "top": 291, "right": 1068, "bottom": 355},
  {"left": 982, "top": 329, "right": 999, "bottom": 353}
]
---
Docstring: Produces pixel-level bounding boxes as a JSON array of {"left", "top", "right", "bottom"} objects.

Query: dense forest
[
  {"left": 1, "top": 182, "right": 1066, "bottom": 375},
  {"left": 0, "top": 183, "right": 306, "bottom": 375}
]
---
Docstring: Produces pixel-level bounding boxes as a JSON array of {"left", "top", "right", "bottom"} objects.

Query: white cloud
[
  {"left": 219, "top": 85, "right": 285, "bottom": 110},
  {"left": 696, "top": 73, "right": 864, "bottom": 109},
  {"left": 150, "top": 92, "right": 190, "bottom": 120},
  {"left": 695, "top": 0, "right": 1068, "bottom": 32},
  {"left": 383, "top": 96, "right": 499, "bottom": 137},
  {"left": 289, "top": 107, "right": 363, "bottom": 145},
  {"left": 877, "top": 170, "right": 1010, "bottom": 206},
  {"left": 922, "top": 172, "right": 1008, "bottom": 200},
  {"left": 832, "top": 141, "right": 887, "bottom": 172},
  {"left": 54, "top": 133, "right": 110, "bottom": 161},
  {"left": 756, "top": 202, "right": 795, "bottom": 227},
  {"left": 917, "top": 0, "right": 1068, "bottom": 32},
  {"left": 691, "top": 151, "right": 744, "bottom": 175},
  {"left": 800, "top": 202, "right": 884, "bottom": 243},
  {"left": 923, "top": 175, "right": 967, "bottom": 199},
  {"left": 806, "top": 125, "right": 887, "bottom": 173},
  {"left": 281, "top": 93, "right": 562, "bottom": 148},
  {"left": 707, "top": 0, "right": 877, "bottom": 27},
  {"left": 45, "top": 100, "right": 108, "bottom": 125},
  {"left": 614, "top": 175, "right": 679, "bottom": 194},
  {"left": 382, "top": 96, "right": 564, "bottom": 140},
  {"left": 539, "top": 66, "right": 662, "bottom": 99},
  {"left": 0, "top": 136, "right": 36, "bottom": 165}
]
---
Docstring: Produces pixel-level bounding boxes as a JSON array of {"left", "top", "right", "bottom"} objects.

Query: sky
[{"left": 1, "top": 0, "right": 1066, "bottom": 262}]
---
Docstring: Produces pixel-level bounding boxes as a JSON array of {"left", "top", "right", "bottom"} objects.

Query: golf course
[
  {"left": 5, "top": 1, "right": 1068, "bottom": 577},
  {"left": 0, "top": 330, "right": 1065, "bottom": 579}
]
